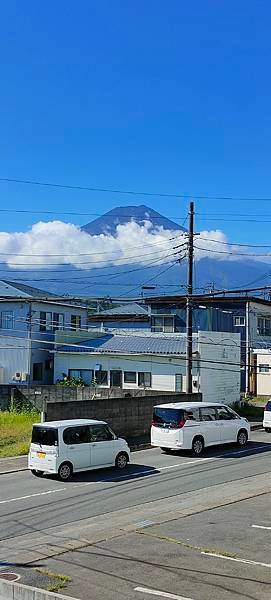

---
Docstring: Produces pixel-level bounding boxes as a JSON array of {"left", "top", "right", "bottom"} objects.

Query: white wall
[
  {"left": 198, "top": 331, "right": 240, "bottom": 404},
  {"left": 54, "top": 352, "right": 187, "bottom": 391},
  {"left": 0, "top": 335, "right": 30, "bottom": 384},
  {"left": 255, "top": 350, "right": 271, "bottom": 395}
]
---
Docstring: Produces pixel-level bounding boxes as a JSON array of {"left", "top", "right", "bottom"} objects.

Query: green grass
[
  {"left": 35, "top": 568, "right": 71, "bottom": 593},
  {"left": 0, "top": 410, "right": 40, "bottom": 458}
]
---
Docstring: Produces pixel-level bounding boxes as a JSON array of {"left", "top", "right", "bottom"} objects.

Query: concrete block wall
[{"left": 46, "top": 392, "right": 202, "bottom": 444}]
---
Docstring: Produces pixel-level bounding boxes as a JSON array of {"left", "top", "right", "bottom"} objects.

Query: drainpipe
[{"left": 245, "top": 301, "right": 250, "bottom": 395}]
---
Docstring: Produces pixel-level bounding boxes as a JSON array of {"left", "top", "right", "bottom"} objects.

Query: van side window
[
  {"left": 185, "top": 408, "right": 200, "bottom": 421},
  {"left": 200, "top": 407, "right": 217, "bottom": 421},
  {"left": 216, "top": 407, "right": 236, "bottom": 420},
  {"left": 89, "top": 425, "right": 114, "bottom": 442},
  {"left": 63, "top": 426, "right": 91, "bottom": 445}
]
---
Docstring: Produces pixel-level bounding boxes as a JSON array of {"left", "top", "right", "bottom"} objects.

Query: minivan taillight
[{"left": 178, "top": 419, "right": 185, "bottom": 428}]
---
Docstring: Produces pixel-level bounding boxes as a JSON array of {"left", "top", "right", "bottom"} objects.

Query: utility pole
[{"left": 186, "top": 201, "right": 194, "bottom": 393}]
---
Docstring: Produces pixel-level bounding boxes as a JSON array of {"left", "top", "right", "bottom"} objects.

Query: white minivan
[
  {"left": 151, "top": 402, "right": 250, "bottom": 456},
  {"left": 28, "top": 419, "right": 130, "bottom": 480}
]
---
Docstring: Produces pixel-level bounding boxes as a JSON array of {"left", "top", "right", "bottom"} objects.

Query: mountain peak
[{"left": 81, "top": 205, "right": 186, "bottom": 236}]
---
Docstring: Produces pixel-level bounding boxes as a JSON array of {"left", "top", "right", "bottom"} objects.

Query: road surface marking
[
  {"left": 0, "top": 443, "right": 269, "bottom": 501},
  {"left": 0, "top": 488, "right": 66, "bottom": 505},
  {"left": 201, "top": 551, "right": 271, "bottom": 568},
  {"left": 135, "top": 586, "right": 194, "bottom": 599},
  {"left": 252, "top": 524, "right": 271, "bottom": 530},
  {"left": 72, "top": 444, "right": 270, "bottom": 487}
]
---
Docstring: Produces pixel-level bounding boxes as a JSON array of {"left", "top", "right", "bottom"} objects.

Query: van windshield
[
  {"left": 32, "top": 426, "right": 58, "bottom": 446},
  {"left": 153, "top": 407, "right": 184, "bottom": 428}
]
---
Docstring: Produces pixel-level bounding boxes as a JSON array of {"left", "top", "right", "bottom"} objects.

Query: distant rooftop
[
  {"left": 0, "top": 280, "right": 56, "bottom": 299},
  {"left": 58, "top": 333, "right": 198, "bottom": 355},
  {"left": 97, "top": 302, "right": 148, "bottom": 316}
]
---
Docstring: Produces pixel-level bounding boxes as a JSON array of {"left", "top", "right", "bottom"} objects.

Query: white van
[
  {"left": 28, "top": 419, "right": 130, "bottom": 480},
  {"left": 151, "top": 402, "right": 250, "bottom": 456}
]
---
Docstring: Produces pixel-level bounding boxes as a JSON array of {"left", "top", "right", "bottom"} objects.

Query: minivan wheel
[
  {"left": 191, "top": 436, "right": 204, "bottom": 456},
  {"left": 58, "top": 462, "right": 73, "bottom": 481},
  {"left": 31, "top": 469, "right": 44, "bottom": 477},
  {"left": 265, "top": 427, "right": 271, "bottom": 433},
  {"left": 115, "top": 452, "right": 128, "bottom": 469},
  {"left": 237, "top": 429, "right": 248, "bottom": 447}
]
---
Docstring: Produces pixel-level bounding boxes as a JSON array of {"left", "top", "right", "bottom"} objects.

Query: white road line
[
  {"left": 1, "top": 443, "right": 269, "bottom": 501},
  {"left": 0, "top": 488, "right": 66, "bottom": 505},
  {"left": 72, "top": 444, "right": 269, "bottom": 487},
  {"left": 134, "top": 586, "right": 194, "bottom": 600},
  {"left": 252, "top": 524, "right": 271, "bottom": 531},
  {"left": 201, "top": 551, "right": 271, "bottom": 569}
]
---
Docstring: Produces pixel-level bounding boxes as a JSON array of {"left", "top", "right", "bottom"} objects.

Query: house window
[
  {"left": 234, "top": 316, "right": 245, "bottom": 326},
  {"left": 40, "top": 311, "right": 52, "bottom": 332},
  {"left": 33, "top": 362, "right": 43, "bottom": 381},
  {"left": 259, "top": 364, "right": 270, "bottom": 373},
  {"left": 69, "top": 369, "right": 93, "bottom": 384},
  {"left": 52, "top": 313, "right": 65, "bottom": 331},
  {"left": 151, "top": 315, "right": 175, "bottom": 333},
  {"left": 138, "top": 372, "right": 151, "bottom": 387},
  {"left": 175, "top": 374, "right": 183, "bottom": 392},
  {"left": 124, "top": 371, "right": 137, "bottom": 384},
  {"left": 71, "top": 314, "right": 82, "bottom": 330},
  {"left": 257, "top": 317, "right": 271, "bottom": 336},
  {"left": 95, "top": 370, "right": 108, "bottom": 385},
  {"left": 0, "top": 311, "right": 14, "bottom": 329}
]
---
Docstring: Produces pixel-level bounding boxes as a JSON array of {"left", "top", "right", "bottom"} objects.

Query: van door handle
[{"left": 69, "top": 446, "right": 75, "bottom": 449}]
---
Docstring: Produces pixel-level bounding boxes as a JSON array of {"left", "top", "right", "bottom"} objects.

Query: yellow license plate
[{"left": 37, "top": 452, "right": 46, "bottom": 459}]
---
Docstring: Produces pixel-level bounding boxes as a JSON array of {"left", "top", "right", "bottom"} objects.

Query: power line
[
  {"left": 194, "top": 245, "right": 271, "bottom": 258},
  {"left": 203, "top": 238, "right": 271, "bottom": 249},
  {"left": 2, "top": 175, "right": 271, "bottom": 202}
]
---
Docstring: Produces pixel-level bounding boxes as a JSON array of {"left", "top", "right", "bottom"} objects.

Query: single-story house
[{"left": 53, "top": 330, "right": 241, "bottom": 404}]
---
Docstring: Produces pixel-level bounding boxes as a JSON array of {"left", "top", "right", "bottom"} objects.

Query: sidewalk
[
  {"left": 0, "top": 421, "right": 264, "bottom": 476},
  {"left": 0, "top": 455, "right": 27, "bottom": 475}
]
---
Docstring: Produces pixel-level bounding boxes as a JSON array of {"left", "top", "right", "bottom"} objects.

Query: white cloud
[{"left": 0, "top": 220, "right": 264, "bottom": 270}]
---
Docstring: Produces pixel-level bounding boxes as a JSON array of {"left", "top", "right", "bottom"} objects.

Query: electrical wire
[{"left": 2, "top": 175, "right": 271, "bottom": 202}]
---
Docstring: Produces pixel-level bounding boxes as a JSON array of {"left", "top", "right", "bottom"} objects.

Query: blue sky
[{"left": 1, "top": 1, "right": 271, "bottom": 243}]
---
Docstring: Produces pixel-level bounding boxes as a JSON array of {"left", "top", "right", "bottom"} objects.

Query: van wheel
[
  {"left": 31, "top": 469, "right": 44, "bottom": 477},
  {"left": 237, "top": 429, "right": 248, "bottom": 447},
  {"left": 265, "top": 427, "right": 271, "bottom": 433},
  {"left": 161, "top": 447, "right": 172, "bottom": 454},
  {"left": 58, "top": 462, "right": 73, "bottom": 481},
  {"left": 115, "top": 452, "right": 128, "bottom": 469},
  {"left": 191, "top": 436, "right": 204, "bottom": 456}
]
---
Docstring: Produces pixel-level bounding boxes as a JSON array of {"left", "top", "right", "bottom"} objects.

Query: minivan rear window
[
  {"left": 32, "top": 426, "right": 58, "bottom": 446},
  {"left": 153, "top": 408, "right": 184, "bottom": 428}
]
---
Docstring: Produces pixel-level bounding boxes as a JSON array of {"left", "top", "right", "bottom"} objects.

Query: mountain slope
[{"left": 81, "top": 205, "right": 186, "bottom": 236}]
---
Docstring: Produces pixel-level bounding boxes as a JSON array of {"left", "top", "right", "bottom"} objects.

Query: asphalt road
[{"left": 0, "top": 430, "right": 271, "bottom": 599}]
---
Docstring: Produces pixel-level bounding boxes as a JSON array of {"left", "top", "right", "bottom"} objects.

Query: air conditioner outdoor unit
[{"left": 13, "top": 372, "right": 22, "bottom": 381}]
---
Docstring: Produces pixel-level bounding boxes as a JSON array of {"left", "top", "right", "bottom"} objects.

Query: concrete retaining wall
[
  {"left": 46, "top": 391, "right": 202, "bottom": 444},
  {"left": 0, "top": 578, "right": 79, "bottom": 600}
]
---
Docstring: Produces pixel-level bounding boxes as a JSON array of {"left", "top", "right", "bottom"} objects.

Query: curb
[{"left": 0, "top": 578, "right": 79, "bottom": 600}]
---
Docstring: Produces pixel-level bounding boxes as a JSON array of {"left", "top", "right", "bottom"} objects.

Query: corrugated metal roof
[
  {"left": 59, "top": 334, "right": 198, "bottom": 355},
  {"left": 97, "top": 302, "right": 148, "bottom": 316}
]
